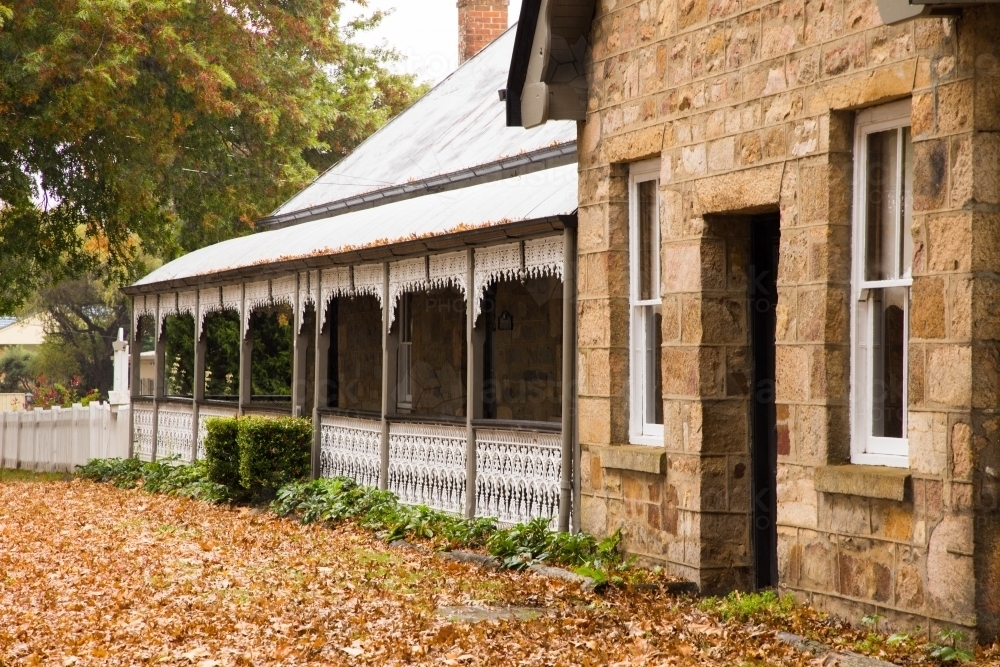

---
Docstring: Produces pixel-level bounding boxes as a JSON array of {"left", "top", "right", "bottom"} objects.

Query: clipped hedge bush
[
  {"left": 202, "top": 417, "right": 242, "bottom": 494},
  {"left": 237, "top": 416, "right": 312, "bottom": 499}
]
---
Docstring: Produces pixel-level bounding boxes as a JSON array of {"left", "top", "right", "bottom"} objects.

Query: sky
[{"left": 342, "top": 0, "right": 523, "bottom": 84}]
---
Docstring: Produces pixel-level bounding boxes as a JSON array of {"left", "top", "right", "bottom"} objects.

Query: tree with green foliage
[
  {"left": 0, "top": 0, "right": 427, "bottom": 312},
  {"left": 250, "top": 306, "right": 292, "bottom": 398},
  {"left": 0, "top": 345, "right": 34, "bottom": 392},
  {"left": 27, "top": 275, "right": 128, "bottom": 397}
]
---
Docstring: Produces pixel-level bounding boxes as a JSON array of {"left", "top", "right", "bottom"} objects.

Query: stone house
[{"left": 507, "top": 0, "right": 1000, "bottom": 640}]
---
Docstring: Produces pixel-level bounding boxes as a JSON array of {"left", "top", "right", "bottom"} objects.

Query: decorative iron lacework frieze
[
  {"left": 475, "top": 428, "right": 562, "bottom": 528},
  {"left": 523, "top": 236, "right": 564, "bottom": 281},
  {"left": 354, "top": 263, "right": 384, "bottom": 307},
  {"left": 196, "top": 405, "right": 239, "bottom": 460},
  {"left": 176, "top": 291, "right": 198, "bottom": 318},
  {"left": 156, "top": 405, "right": 194, "bottom": 462},
  {"left": 320, "top": 414, "right": 382, "bottom": 488},
  {"left": 388, "top": 257, "right": 428, "bottom": 329},
  {"left": 133, "top": 401, "right": 154, "bottom": 461},
  {"left": 156, "top": 293, "right": 177, "bottom": 336},
  {"left": 320, "top": 266, "right": 352, "bottom": 330},
  {"left": 388, "top": 422, "right": 466, "bottom": 515},
  {"left": 473, "top": 242, "right": 523, "bottom": 321},
  {"left": 243, "top": 280, "right": 271, "bottom": 337},
  {"left": 271, "top": 275, "right": 297, "bottom": 310},
  {"left": 197, "top": 288, "right": 219, "bottom": 339},
  {"left": 197, "top": 286, "right": 240, "bottom": 339},
  {"left": 429, "top": 251, "right": 468, "bottom": 298},
  {"left": 297, "top": 271, "right": 318, "bottom": 333},
  {"left": 133, "top": 295, "right": 157, "bottom": 337}
]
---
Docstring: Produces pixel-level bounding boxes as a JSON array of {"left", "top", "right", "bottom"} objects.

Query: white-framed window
[
  {"left": 629, "top": 160, "right": 664, "bottom": 445},
  {"left": 851, "top": 99, "right": 914, "bottom": 468}
]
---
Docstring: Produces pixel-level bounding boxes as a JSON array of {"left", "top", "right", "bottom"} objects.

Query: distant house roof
[
  {"left": 129, "top": 26, "right": 578, "bottom": 293},
  {"left": 0, "top": 315, "right": 46, "bottom": 347}
]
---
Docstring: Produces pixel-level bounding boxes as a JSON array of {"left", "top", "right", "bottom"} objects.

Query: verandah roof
[{"left": 131, "top": 164, "right": 578, "bottom": 290}]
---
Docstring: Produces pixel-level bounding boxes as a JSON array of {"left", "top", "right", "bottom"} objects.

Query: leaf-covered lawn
[{"left": 0, "top": 479, "right": 963, "bottom": 666}]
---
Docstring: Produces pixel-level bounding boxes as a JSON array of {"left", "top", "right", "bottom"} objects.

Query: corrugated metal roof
[
  {"left": 0, "top": 317, "right": 16, "bottom": 330},
  {"left": 273, "top": 26, "right": 576, "bottom": 216},
  {"left": 135, "top": 164, "right": 578, "bottom": 286}
]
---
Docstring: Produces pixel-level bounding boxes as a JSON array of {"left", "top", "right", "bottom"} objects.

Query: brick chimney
[{"left": 457, "top": 0, "right": 509, "bottom": 64}]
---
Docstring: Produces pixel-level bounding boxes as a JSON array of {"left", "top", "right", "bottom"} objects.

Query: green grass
[
  {"left": 0, "top": 468, "right": 70, "bottom": 483},
  {"left": 699, "top": 590, "right": 795, "bottom": 623}
]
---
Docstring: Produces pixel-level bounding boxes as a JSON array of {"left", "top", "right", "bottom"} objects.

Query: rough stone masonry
[{"left": 574, "top": 0, "right": 1000, "bottom": 641}]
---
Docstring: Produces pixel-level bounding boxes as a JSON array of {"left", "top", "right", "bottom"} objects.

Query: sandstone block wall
[
  {"left": 336, "top": 295, "right": 383, "bottom": 413},
  {"left": 492, "top": 277, "right": 564, "bottom": 422},
  {"left": 410, "top": 288, "right": 468, "bottom": 417},
  {"left": 578, "top": 0, "right": 1000, "bottom": 637}
]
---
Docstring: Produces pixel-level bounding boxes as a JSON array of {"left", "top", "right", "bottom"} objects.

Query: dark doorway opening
[{"left": 750, "top": 214, "right": 780, "bottom": 589}]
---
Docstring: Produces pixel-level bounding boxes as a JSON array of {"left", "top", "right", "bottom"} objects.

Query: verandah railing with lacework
[
  {"left": 474, "top": 428, "right": 562, "bottom": 527},
  {"left": 387, "top": 422, "right": 467, "bottom": 515},
  {"left": 133, "top": 399, "right": 154, "bottom": 461},
  {"left": 319, "top": 414, "right": 381, "bottom": 489},
  {"left": 317, "top": 416, "right": 564, "bottom": 525},
  {"left": 156, "top": 403, "right": 194, "bottom": 462}
]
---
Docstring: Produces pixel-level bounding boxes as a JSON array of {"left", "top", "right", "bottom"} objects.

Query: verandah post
[
  {"left": 560, "top": 224, "right": 578, "bottom": 533},
  {"left": 379, "top": 263, "right": 391, "bottom": 491},
  {"left": 238, "top": 284, "right": 251, "bottom": 417},
  {"left": 129, "top": 298, "right": 141, "bottom": 459},
  {"left": 292, "top": 273, "right": 309, "bottom": 419},
  {"left": 465, "top": 248, "right": 480, "bottom": 519},
  {"left": 312, "top": 272, "right": 329, "bottom": 481},
  {"left": 151, "top": 295, "right": 164, "bottom": 461},
  {"left": 192, "top": 290, "right": 205, "bottom": 461}
]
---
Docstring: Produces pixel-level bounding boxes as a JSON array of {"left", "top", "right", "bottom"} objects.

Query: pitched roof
[
  {"left": 272, "top": 26, "right": 575, "bottom": 219},
  {"left": 131, "top": 26, "right": 578, "bottom": 292}
]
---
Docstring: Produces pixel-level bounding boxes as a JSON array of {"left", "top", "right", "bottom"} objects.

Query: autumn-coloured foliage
[
  {"left": 0, "top": 0, "right": 427, "bottom": 311},
  {"left": 1, "top": 477, "right": 986, "bottom": 665}
]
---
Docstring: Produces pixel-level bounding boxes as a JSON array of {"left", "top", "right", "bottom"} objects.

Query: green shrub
[
  {"left": 77, "top": 456, "right": 232, "bottom": 502},
  {"left": 237, "top": 416, "right": 312, "bottom": 499},
  {"left": 77, "top": 457, "right": 144, "bottom": 488},
  {"left": 202, "top": 417, "right": 243, "bottom": 494}
]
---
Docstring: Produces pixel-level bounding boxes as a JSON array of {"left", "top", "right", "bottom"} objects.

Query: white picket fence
[{"left": 0, "top": 403, "right": 131, "bottom": 473}]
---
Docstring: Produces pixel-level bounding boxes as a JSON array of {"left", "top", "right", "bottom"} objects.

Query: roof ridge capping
[{"left": 257, "top": 141, "right": 577, "bottom": 231}]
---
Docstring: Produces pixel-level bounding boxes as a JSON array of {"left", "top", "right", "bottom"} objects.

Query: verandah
[{"left": 127, "top": 232, "right": 579, "bottom": 530}]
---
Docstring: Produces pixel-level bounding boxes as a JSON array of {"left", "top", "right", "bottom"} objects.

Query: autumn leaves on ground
[{"left": 0, "top": 476, "right": 974, "bottom": 666}]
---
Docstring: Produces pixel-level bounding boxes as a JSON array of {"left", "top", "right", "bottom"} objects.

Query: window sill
[
  {"left": 593, "top": 444, "right": 665, "bottom": 475},
  {"left": 814, "top": 464, "right": 912, "bottom": 502}
]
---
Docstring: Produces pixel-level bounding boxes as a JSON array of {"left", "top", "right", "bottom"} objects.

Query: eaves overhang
[
  {"left": 505, "top": 0, "right": 597, "bottom": 128},
  {"left": 877, "top": 0, "right": 996, "bottom": 24}
]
